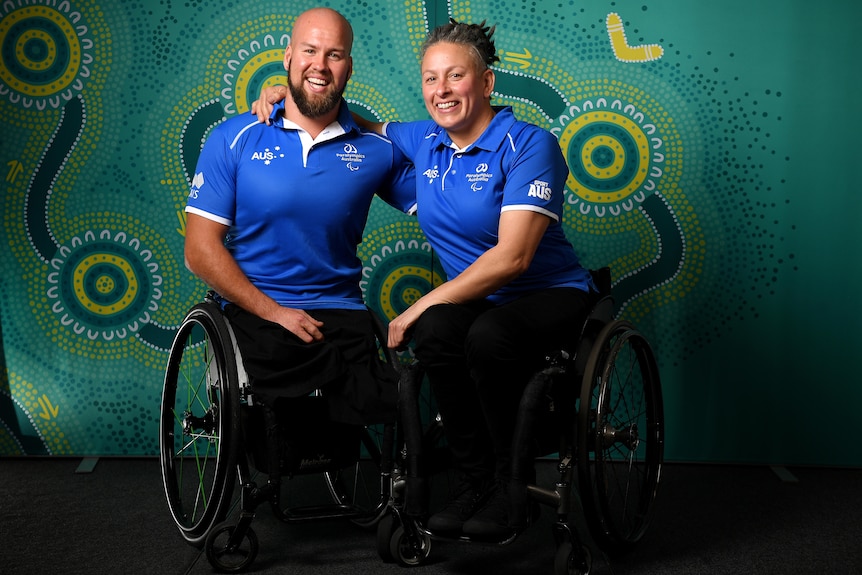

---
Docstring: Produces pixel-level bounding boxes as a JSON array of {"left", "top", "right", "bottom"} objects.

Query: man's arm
[
  {"left": 185, "top": 213, "right": 324, "bottom": 342},
  {"left": 251, "top": 85, "right": 386, "bottom": 135}
]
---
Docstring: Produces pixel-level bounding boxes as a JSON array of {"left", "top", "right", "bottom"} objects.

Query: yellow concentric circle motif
[
  {"left": 45, "top": 228, "right": 163, "bottom": 343},
  {"left": 580, "top": 134, "right": 627, "bottom": 180},
  {"left": 72, "top": 254, "right": 139, "bottom": 316},
  {"left": 0, "top": 4, "right": 83, "bottom": 97},
  {"left": 16, "top": 29, "right": 55, "bottom": 71},
  {"left": 379, "top": 265, "right": 433, "bottom": 320},
  {"left": 559, "top": 110, "right": 649, "bottom": 204},
  {"left": 232, "top": 48, "right": 286, "bottom": 114}
]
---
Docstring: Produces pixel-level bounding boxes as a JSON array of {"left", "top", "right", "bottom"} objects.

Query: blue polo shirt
[
  {"left": 385, "top": 107, "right": 591, "bottom": 304},
  {"left": 186, "top": 100, "right": 417, "bottom": 310}
]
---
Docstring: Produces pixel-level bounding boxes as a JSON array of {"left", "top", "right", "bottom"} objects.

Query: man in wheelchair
[{"left": 183, "top": 7, "right": 415, "bottom": 426}]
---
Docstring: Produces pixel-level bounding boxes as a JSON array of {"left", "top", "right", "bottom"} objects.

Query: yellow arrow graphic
[
  {"left": 502, "top": 48, "right": 532, "bottom": 69},
  {"left": 176, "top": 209, "right": 187, "bottom": 237},
  {"left": 38, "top": 394, "right": 60, "bottom": 420},
  {"left": 606, "top": 12, "right": 664, "bottom": 63},
  {"left": 6, "top": 159, "right": 24, "bottom": 183}
]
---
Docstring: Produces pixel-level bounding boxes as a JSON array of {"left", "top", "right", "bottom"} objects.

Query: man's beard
[{"left": 287, "top": 63, "right": 343, "bottom": 118}]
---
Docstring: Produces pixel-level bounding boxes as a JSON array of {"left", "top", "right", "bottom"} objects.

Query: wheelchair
[
  {"left": 159, "top": 295, "right": 397, "bottom": 573},
  {"left": 377, "top": 268, "right": 665, "bottom": 575}
]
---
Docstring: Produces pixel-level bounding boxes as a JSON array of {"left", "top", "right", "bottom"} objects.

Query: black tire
[
  {"left": 554, "top": 540, "right": 592, "bottom": 575},
  {"left": 577, "top": 320, "right": 664, "bottom": 552},
  {"left": 376, "top": 512, "right": 397, "bottom": 562},
  {"left": 205, "top": 522, "right": 259, "bottom": 573},
  {"left": 160, "top": 302, "right": 241, "bottom": 546},
  {"left": 390, "top": 524, "right": 431, "bottom": 567}
]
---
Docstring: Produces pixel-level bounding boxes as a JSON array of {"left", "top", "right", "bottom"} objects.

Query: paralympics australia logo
[
  {"left": 189, "top": 172, "right": 204, "bottom": 199},
  {"left": 466, "top": 163, "right": 492, "bottom": 192},
  {"left": 337, "top": 143, "right": 365, "bottom": 171}
]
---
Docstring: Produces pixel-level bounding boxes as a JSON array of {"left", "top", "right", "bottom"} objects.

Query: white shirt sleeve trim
[
  {"left": 500, "top": 204, "right": 560, "bottom": 222},
  {"left": 185, "top": 205, "right": 232, "bottom": 226}
]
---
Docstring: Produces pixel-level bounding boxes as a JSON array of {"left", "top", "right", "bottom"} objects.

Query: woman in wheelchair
[{"left": 380, "top": 21, "right": 595, "bottom": 542}]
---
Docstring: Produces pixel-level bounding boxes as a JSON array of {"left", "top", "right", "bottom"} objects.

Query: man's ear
[{"left": 283, "top": 46, "right": 291, "bottom": 71}]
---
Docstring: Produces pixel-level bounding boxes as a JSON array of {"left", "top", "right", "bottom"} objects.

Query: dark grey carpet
[{"left": 1, "top": 457, "right": 860, "bottom": 574}]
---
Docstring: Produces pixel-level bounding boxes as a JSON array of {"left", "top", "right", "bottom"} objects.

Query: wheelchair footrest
[{"left": 278, "top": 503, "right": 368, "bottom": 522}]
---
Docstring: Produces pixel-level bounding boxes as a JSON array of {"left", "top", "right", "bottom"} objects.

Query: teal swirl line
[
  {"left": 612, "top": 194, "right": 685, "bottom": 313},
  {"left": 0, "top": 392, "right": 49, "bottom": 455},
  {"left": 25, "top": 95, "right": 85, "bottom": 262},
  {"left": 181, "top": 100, "right": 226, "bottom": 184},
  {"left": 137, "top": 320, "right": 182, "bottom": 353},
  {"left": 494, "top": 70, "right": 567, "bottom": 120}
]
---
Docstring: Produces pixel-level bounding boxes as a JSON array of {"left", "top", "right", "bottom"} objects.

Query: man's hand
[
  {"left": 251, "top": 85, "right": 288, "bottom": 123},
  {"left": 272, "top": 306, "right": 325, "bottom": 343}
]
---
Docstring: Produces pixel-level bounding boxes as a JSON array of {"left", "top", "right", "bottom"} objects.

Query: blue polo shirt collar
[{"left": 431, "top": 106, "right": 516, "bottom": 152}]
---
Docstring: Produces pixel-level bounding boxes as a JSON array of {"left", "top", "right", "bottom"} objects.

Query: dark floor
[{"left": 1, "top": 457, "right": 860, "bottom": 574}]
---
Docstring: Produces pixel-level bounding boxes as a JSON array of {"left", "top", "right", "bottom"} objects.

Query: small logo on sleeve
[
  {"left": 528, "top": 179, "right": 552, "bottom": 201},
  {"left": 189, "top": 172, "right": 204, "bottom": 198}
]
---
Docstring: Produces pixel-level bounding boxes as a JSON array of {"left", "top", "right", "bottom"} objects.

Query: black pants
[
  {"left": 224, "top": 305, "right": 398, "bottom": 425},
  {"left": 412, "top": 288, "right": 591, "bottom": 481}
]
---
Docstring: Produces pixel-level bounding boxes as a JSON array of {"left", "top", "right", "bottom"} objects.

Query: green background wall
[{"left": 1, "top": 0, "right": 859, "bottom": 465}]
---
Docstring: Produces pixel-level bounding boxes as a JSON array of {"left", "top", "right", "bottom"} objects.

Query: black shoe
[
  {"left": 462, "top": 480, "right": 540, "bottom": 542},
  {"left": 427, "top": 477, "right": 486, "bottom": 536},
  {"left": 462, "top": 480, "right": 514, "bottom": 542}
]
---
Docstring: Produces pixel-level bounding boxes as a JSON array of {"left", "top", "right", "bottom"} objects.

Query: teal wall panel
[{"left": 1, "top": 0, "right": 859, "bottom": 465}]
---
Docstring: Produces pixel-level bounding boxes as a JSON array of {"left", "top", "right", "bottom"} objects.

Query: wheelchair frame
[
  {"left": 159, "top": 296, "right": 397, "bottom": 572},
  {"left": 377, "top": 268, "right": 665, "bottom": 575}
]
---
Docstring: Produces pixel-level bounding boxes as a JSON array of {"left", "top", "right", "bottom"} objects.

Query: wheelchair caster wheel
[
  {"left": 205, "top": 522, "right": 259, "bottom": 573},
  {"left": 376, "top": 513, "right": 396, "bottom": 562},
  {"left": 554, "top": 540, "right": 591, "bottom": 575},
  {"left": 390, "top": 524, "right": 431, "bottom": 567}
]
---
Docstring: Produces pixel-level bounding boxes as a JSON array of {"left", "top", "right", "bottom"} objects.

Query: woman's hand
[
  {"left": 387, "top": 306, "right": 421, "bottom": 350},
  {"left": 250, "top": 85, "right": 287, "bottom": 123}
]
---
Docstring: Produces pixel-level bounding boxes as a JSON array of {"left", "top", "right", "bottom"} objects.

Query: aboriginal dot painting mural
[{"left": 1, "top": 0, "right": 860, "bottom": 465}]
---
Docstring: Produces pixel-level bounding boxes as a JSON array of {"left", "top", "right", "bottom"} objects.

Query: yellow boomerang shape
[{"left": 607, "top": 12, "right": 664, "bottom": 63}]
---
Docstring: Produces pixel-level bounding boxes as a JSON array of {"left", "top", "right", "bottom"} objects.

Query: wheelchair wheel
[
  {"left": 376, "top": 511, "right": 397, "bottom": 562},
  {"left": 160, "top": 302, "right": 241, "bottom": 547},
  {"left": 554, "top": 541, "right": 592, "bottom": 575},
  {"left": 577, "top": 320, "right": 664, "bottom": 552},
  {"left": 205, "top": 521, "right": 259, "bottom": 573},
  {"left": 390, "top": 524, "right": 432, "bottom": 567}
]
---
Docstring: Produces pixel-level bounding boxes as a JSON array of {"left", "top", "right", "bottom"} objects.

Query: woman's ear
[{"left": 483, "top": 68, "right": 495, "bottom": 99}]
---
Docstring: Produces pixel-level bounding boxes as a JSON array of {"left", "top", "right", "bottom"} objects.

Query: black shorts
[{"left": 223, "top": 305, "right": 398, "bottom": 425}]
